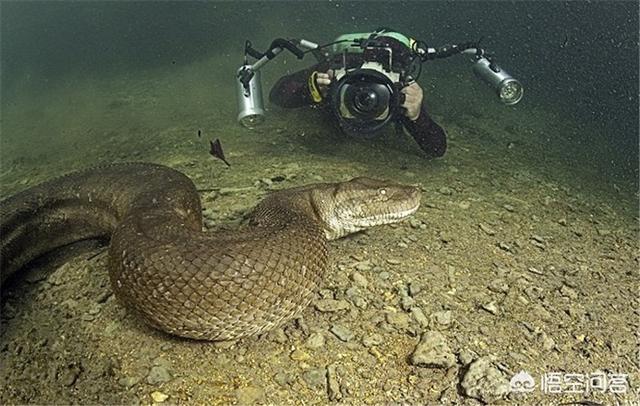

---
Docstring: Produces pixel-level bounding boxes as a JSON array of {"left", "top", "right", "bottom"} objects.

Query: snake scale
[{"left": 0, "top": 163, "right": 420, "bottom": 341}]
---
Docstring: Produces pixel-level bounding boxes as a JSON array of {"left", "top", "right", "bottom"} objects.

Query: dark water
[{"left": 2, "top": 0, "right": 638, "bottom": 185}]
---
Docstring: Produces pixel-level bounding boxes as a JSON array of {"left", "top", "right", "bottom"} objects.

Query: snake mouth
[{"left": 351, "top": 200, "right": 421, "bottom": 228}]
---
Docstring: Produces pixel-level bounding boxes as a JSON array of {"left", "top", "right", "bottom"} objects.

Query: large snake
[{"left": 0, "top": 163, "right": 420, "bottom": 341}]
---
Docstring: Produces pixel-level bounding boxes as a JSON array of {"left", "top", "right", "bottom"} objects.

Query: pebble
[
  {"left": 410, "top": 331, "right": 456, "bottom": 369},
  {"left": 431, "top": 310, "right": 453, "bottom": 326},
  {"left": 478, "top": 223, "right": 496, "bottom": 236},
  {"left": 560, "top": 284, "right": 578, "bottom": 300},
  {"left": 330, "top": 324, "right": 354, "bottom": 342},
  {"left": 488, "top": 279, "right": 510, "bottom": 294},
  {"left": 327, "top": 364, "right": 342, "bottom": 401},
  {"left": 303, "top": 368, "right": 327, "bottom": 389},
  {"left": 61, "top": 365, "right": 81, "bottom": 386},
  {"left": 235, "top": 385, "right": 264, "bottom": 404},
  {"left": 315, "top": 299, "right": 350, "bottom": 312},
  {"left": 386, "top": 312, "right": 411, "bottom": 330},
  {"left": 481, "top": 301, "right": 499, "bottom": 315},
  {"left": 410, "top": 307, "right": 430, "bottom": 328},
  {"left": 438, "top": 186, "right": 453, "bottom": 195},
  {"left": 350, "top": 272, "right": 368, "bottom": 288},
  {"left": 460, "top": 356, "right": 510, "bottom": 403},
  {"left": 150, "top": 391, "right": 168, "bottom": 403},
  {"left": 147, "top": 366, "right": 172, "bottom": 385},
  {"left": 287, "top": 347, "right": 309, "bottom": 361},
  {"left": 386, "top": 258, "right": 402, "bottom": 265},
  {"left": 362, "top": 333, "right": 384, "bottom": 348},
  {"left": 118, "top": 376, "right": 140, "bottom": 389},
  {"left": 353, "top": 260, "right": 373, "bottom": 272},
  {"left": 305, "top": 332, "right": 325, "bottom": 349}
]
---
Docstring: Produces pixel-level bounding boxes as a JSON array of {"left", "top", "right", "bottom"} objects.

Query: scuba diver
[
  {"left": 268, "top": 30, "right": 447, "bottom": 158},
  {"left": 235, "top": 28, "right": 523, "bottom": 157}
]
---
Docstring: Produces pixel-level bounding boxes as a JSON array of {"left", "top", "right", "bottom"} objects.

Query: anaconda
[{"left": 0, "top": 163, "right": 420, "bottom": 340}]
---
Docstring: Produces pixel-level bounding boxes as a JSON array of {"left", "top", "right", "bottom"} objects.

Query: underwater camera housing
[
  {"left": 329, "top": 43, "right": 406, "bottom": 137},
  {"left": 235, "top": 29, "right": 524, "bottom": 131}
]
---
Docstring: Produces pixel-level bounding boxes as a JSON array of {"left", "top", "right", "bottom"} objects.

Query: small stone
[
  {"left": 330, "top": 324, "right": 354, "bottom": 342},
  {"left": 481, "top": 301, "right": 499, "bottom": 315},
  {"left": 409, "top": 219, "right": 424, "bottom": 229},
  {"left": 61, "top": 365, "right": 81, "bottom": 386},
  {"left": 560, "top": 284, "right": 578, "bottom": 300},
  {"left": 290, "top": 349, "right": 310, "bottom": 361},
  {"left": 353, "top": 260, "right": 373, "bottom": 271},
  {"left": 386, "top": 258, "right": 402, "bottom": 265},
  {"left": 479, "top": 223, "right": 496, "bottom": 236},
  {"left": 303, "top": 368, "right": 327, "bottom": 389},
  {"left": 362, "top": 333, "right": 384, "bottom": 347},
  {"left": 497, "top": 242, "right": 512, "bottom": 252},
  {"left": 431, "top": 310, "right": 453, "bottom": 326},
  {"left": 378, "top": 271, "right": 391, "bottom": 280},
  {"left": 327, "top": 364, "right": 342, "bottom": 401},
  {"left": 410, "top": 331, "right": 456, "bottom": 369},
  {"left": 150, "top": 391, "right": 169, "bottom": 403},
  {"left": 488, "top": 279, "right": 509, "bottom": 294},
  {"left": 305, "top": 332, "right": 325, "bottom": 349},
  {"left": 397, "top": 242, "right": 408, "bottom": 249},
  {"left": 460, "top": 356, "right": 510, "bottom": 403},
  {"left": 147, "top": 366, "right": 172, "bottom": 385},
  {"left": 118, "top": 376, "right": 140, "bottom": 388},
  {"left": 350, "top": 272, "right": 368, "bottom": 288},
  {"left": 408, "top": 282, "right": 421, "bottom": 297},
  {"left": 235, "top": 386, "right": 264, "bottom": 404},
  {"left": 503, "top": 204, "right": 515, "bottom": 212},
  {"left": 386, "top": 312, "right": 411, "bottom": 330},
  {"left": 411, "top": 307, "right": 430, "bottom": 328},
  {"left": 438, "top": 186, "right": 453, "bottom": 195},
  {"left": 315, "top": 299, "right": 350, "bottom": 312},
  {"left": 400, "top": 295, "right": 415, "bottom": 311}
]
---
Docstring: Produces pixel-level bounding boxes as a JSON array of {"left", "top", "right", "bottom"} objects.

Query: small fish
[
  {"left": 197, "top": 129, "right": 202, "bottom": 138},
  {"left": 209, "top": 138, "right": 230, "bottom": 167}
]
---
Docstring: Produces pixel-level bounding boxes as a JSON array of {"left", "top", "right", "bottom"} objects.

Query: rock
[
  {"left": 303, "top": 368, "right": 327, "bottom": 389},
  {"left": 353, "top": 260, "right": 373, "bottom": 272},
  {"left": 460, "top": 356, "right": 510, "bottom": 403},
  {"left": 305, "top": 332, "right": 325, "bottom": 349},
  {"left": 235, "top": 385, "right": 265, "bottom": 404},
  {"left": 61, "top": 364, "right": 81, "bottom": 386},
  {"left": 488, "top": 279, "right": 510, "bottom": 294},
  {"left": 327, "top": 364, "right": 342, "bottom": 401},
  {"left": 330, "top": 324, "right": 354, "bottom": 342},
  {"left": 408, "top": 282, "right": 422, "bottom": 297},
  {"left": 559, "top": 284, "right": 578, "bottom": 300},
  {"left": 147, "top": 366, "right": 172, "bottom": 385},
  {"left": 274, "top": 372, "right": 294, "bottom": 386},
  {"left": 118, "top": 376, "right": 140, "bottom": 389},
  {"left": 478, "top": 223, "right": 496, "bottom": 236},
  {"left": 410, "top": 331, "right": 456, "bottom": 369},
  {"left": 386, "top": 312, "right": 411, "bottom": 330},
  {"left": 315, "top": 299, "right": 350, "bottom": 312},
  {"left": 290, "top": 349, "right": 310, "bottom": 361},
  {"left": 362, "top": 333, "right": 384, "bottom": 347},
  {"left": 150, "top": 391, "right": 168, "bottom": 403},
  {"left": 431, "top": 310, "right": 453, "bottom": 326},
  {"left": 350, "top": 271, "right": 368, "bottom": 288},
  {"left": 438, "top": 186, "right": 453, "bottom": 195},
  {"left": 410, "top": 307, "right": 430, "bottom": 328},
  {"left": 481, "top": 301, "right": 499, "bottom": 315}
]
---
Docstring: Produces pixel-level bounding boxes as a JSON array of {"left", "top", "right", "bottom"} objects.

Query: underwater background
[{"left": 1, "top": 1, "right": 638, "bottom": 405}]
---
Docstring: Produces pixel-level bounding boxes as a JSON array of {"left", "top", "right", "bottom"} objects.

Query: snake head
[{"left": 312, "top": 177, "right": 421, "bottom": 240}]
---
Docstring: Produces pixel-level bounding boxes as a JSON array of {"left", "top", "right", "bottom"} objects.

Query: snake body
[{"left": 0, "top": 163, "right": 420, "bottom": 340}]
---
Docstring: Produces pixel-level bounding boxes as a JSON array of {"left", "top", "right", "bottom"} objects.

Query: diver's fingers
[{"left": 316, "top": 72, "right": 332, "bottom": 87}]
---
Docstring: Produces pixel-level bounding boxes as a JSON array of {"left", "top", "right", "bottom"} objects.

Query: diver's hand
[
  {"left": 315, "top": 69, "right": 334, "bottom": 96},
  {"left": 401, "top": 82, "right": 423, "bottom": 121}
]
